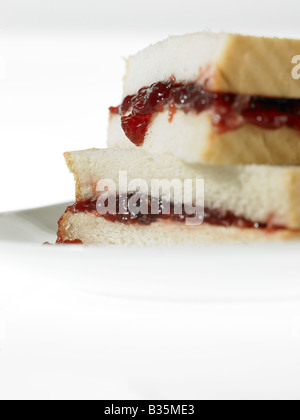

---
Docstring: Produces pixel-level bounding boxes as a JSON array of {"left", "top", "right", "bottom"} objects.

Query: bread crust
[
  {"left": 212, "top": 34, "right": 300, "bottom": 98},
  {"left": 202, "top": 121, "right": 300, "bottom": 165},
  {"left": 287, "top": 169, "right": 300, "bottom": 228}
]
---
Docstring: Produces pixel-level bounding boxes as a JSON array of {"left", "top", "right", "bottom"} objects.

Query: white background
[
  {"left": 1, "top": 0, "right": 300, "bottom": 400},
  {"left": 1, "top": 0, "right": 300, "bottom": 212}
]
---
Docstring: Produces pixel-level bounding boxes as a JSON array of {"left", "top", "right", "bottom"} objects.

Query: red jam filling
[
  {"left": 56, "top": 238, "right": 83, "bottom": 245},
  {"left": 109, "top": 78, "right": 300, "bottom": 146},
  {"left": 57, "top": 194, "right": 277, "bottom": 234},
  {"left": 56, "top": 229, "right": 83, "bottom": 245}
]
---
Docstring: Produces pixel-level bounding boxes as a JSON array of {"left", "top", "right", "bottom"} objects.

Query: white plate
[
  {"left": 2, "top": 207, "right": 300, "bottom": 400},
  {"left": 1, "top": 203, "right": 300, "bottom": 303}
]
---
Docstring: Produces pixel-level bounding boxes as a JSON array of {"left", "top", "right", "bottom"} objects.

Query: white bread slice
[
  {"left": 58, "top": 212, "right": 300, "bottom": 245},
  {"left": 108, "top": 111, "right": 300, "bottom": 165},
  {"left": 64, "top": 148, "right": 300, "bottom": 229},
  {"left": 123, "top": 32, "right": 300, "bottom": 98}
]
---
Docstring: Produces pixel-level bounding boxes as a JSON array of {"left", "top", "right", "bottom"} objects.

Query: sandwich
[
  {"left": 108, "top": 33, "right": 300, "bottom": 165},
  {"left": 56, "top": 149, "right": 300, "bottom": 245}
]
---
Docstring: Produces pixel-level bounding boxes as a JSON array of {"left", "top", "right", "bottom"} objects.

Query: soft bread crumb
[{"left": 58, "top": 212, "right": 300, "bottom": 245}]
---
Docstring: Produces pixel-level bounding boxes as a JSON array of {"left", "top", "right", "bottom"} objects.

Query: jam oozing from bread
[
  {"left": 56, "top": 238, "right": 83, "bottom": 245},
  {"left": 56, "top": 193, "right": 280, "bottom": 243},
  {"left": 110, "top": 78, "right": 300, "bottom": 146}
]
